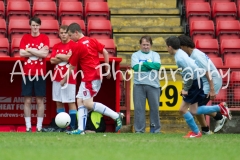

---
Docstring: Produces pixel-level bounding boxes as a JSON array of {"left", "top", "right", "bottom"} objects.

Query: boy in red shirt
[
  {"left": 50, "top": 25, "right": 77, "bottom": 131},
  {"left": 19, "top": 16, "right": 50, "bottom": 132},
  {"left": 61, "top": 23, "right": 122, "bottom": 134}
]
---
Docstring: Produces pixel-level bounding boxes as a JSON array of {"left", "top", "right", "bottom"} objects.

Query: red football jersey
[
  {"left": 69, "top": 36, "right": 105, "bottom": 81},
  {"left": 51, "top": 40, "right": 77, "bottom": 84},
  {"left": 19, "top": 34, "right": 50, "bottom": 76}
]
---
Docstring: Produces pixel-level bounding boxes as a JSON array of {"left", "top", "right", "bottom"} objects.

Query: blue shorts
[
  {"left": 198, "top": 94, "right": 210, "bottom": 106},
  {"left": 21, "top": 76, "right": 46, "bottom": 97},
  {"left": 183, "top": 79, "right": 205, "bottom": 104}
]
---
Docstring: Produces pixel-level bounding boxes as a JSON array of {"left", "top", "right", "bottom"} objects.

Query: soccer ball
[{"left": 55, "top": 112, "right": 71, "bottom": 128}]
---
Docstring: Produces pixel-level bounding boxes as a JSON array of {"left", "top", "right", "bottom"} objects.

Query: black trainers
[{"left": 26, "top": 128, "right": 32, "bottom": 132}]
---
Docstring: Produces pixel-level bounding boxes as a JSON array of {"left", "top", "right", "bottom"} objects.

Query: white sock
[
  {"left": 25, "top": 117, "right": 31, "bottom": 129},
  {"left": 93, "top": 102, "right": 119, "bottom": 120},
  {"left": 37, "top": 117, "right": 43, "bottom": 130},
  {"left": 78, "top": 106, "right": 87, "bottom": 131}
]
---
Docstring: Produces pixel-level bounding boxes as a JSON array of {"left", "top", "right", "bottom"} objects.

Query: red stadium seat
[
  {"left": 213, "top": 88, "right": 228, "bottom": 102},
  {"left": 0, "top": 1, "right": 4, "bottom": 19},
  {"left": 218, "top": 69, "right": 229, "bottom": 85},
  {"left": 186, "top": 2, "right": 211, "bottom": 25},
  {"left": 210, "top": 57, "right": 224, "bottom": 68},
  {"left": 233, "top": 86, "right": 240, "bottom": 101},
  {"left": 85, "top": 2, "right": 110, "bottom": 22},
  {"left": 7, "top": 1, "right": 31, "bottom": 22},
  {"left": 40, "top": 20, "right": 59, "bottom": 38},
  {"left": 220, "top": 39, "right": 240, "bottom": 59},
  {"left": 230, "top": 71, "right": 240, "bottom": 85},
  {"left": 0, "top": 38, "right": 10, "bottom": 57},
  {"left": 61, "top": 20, "right": 86, "bottom": 35},
  {"left": 216, "top": 20, "right": 240, "bottom": 43},
  {"left": 233, "top": 86, "right": 240, "bottom": 102},
  {"left": 49, "top": 38, "right": 61, "bottom": 53},
  {"left": 224, "top": 57, "right": 240, "bottom": 68},
  {"left": 87, "top": 20, "right": 112, "bottom": 39},
  {"left": 11, "top": 38, "right": 21, "bottom": 57},
  {"left": 32, "top": 2, "right": 57, "bottom": 20},
  {"left": 212, "top": 2, "right": 237, "bottom": 24},
  {"left": 8, "top": 19, "right": 30, "bottom": 41},
  {"left": 195, "top": 39, "right": 219, "bottom": 58},
  {"left": 190, "top": 20, "right": 215, "bottom": 42},
  {"left": 210, "top": 0, "right": 231, "bottom": 6},
  {"left": 183, "top": 0, "right": 205, "bottom": 5},
  {"left": 0, "top": 19, "right": 6, "bottom": 38},
  {"left": 84, "top": 0, "right": 106, "bottom": 6},
  {"left": 97, "top": 39, "right": 117, "bottom": 57},
  {"left": 58, "top": 2, "right": 83, "bottom": 21}
]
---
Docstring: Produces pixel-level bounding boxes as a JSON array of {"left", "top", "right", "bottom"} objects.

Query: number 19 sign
[{"left": 130, "top": 81, "right": 183, "bottom": 111}]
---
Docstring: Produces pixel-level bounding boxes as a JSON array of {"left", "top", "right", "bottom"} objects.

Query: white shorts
[
  {"left": 76, "top": 80, "right": 101, "bottom": 100},
  {"left": 52, "top": 81, "right": 76, "bottom": 103}
]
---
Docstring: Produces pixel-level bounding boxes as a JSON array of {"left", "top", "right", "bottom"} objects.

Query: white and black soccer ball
[{"left": 55, "top": 112, "right": 71, "bottom": 128}]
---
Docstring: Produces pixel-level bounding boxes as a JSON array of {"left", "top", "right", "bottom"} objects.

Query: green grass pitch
[{"left": 0, "top": 132, "right": 239, "bottom": 160}]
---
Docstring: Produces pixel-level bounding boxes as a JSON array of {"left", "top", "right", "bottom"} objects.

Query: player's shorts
[
  {"left": 52, "top": 81, "right": 76, "bottom": 103},
  {"left": 198, "top": 94, "right": 210, "bottom": 106},
  {"left": 21, "top": 76, "right": 46, "bottom": 97},
  {"left": 76, "top": 80, "right": 101, "bottom": 100},
  {"left": 183, "top": 79, "right": 205, "bottom": 104}
]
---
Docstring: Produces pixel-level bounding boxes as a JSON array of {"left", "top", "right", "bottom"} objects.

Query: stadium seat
[
  {"left": 32, "top": 2, "right": 57, "bottom": 20},
  {"left": 224, "top": 57, "right": 240, "bottom": 68},
  {"left": 61, "top": 19, "right": 86, "bottom": 35},
  {"left": 233, "top": 86, "right": 240, "bottom": 101},
  {"left": 230, "top": 71, "right": 240, "bottom": 85},
  {"left": 87, "top": 20, "right": 112, "bottom": 39},
  {"left": 7, "top": 1, "right": 31, "bottom": 22},
  {"left": 220, "top": 39, "right": 240, "bottom": 59},
  {"left": 58, "top": 2, "right": 83, "bottom": 22},
  {"left": 0, "top": 1, "right": 4, "bottom": 19},
  {"left": 210, "top": 0, "right": 231, "bottom": 5},
  {"left": 49, "top": 38, "right": 61, "bottom": 53},
  {"left": 8, "top": 19, "right": 30, "bottom": 41},
  {"left": 11, "top": 38, "right": 21, "bottom": 57},
  {"left": 184, "top": 0, "right": 205, "bottom": 5},
  {"left": 0, "top": 19, "right": 6, "bottom": 38},
  {"left": 84, "top": 0, "right": 106, "bottom": 6},
  {"left": 216, "top": 20, "right": 240, "bottom": 43},
  {"left": 212, "top": 2, "right": 237, "bottom": 24},
  {"left": 97, "top": 39, "right": 117, "bottom": 57},
  {"left": 213, "top": 88, "right": 228, "bottom": 102},
  {"left": 190, "top": 20, "right": 215, "bottom": 42},
  {"left": 195, "top": 39, "right": 219, "bottom": 58},
  {"left": 40, "top": 20, "right": 59, "bottom": 38},
  {"left": 186, "top": 2, "right": 211, "bottom": 25},
  {"left": 0, "top": 38, "right": 10, "bottom": 57},
  {"left": 218, "top": 69, "right": 230, "bottom": 85},
  {"left": 210, "top": 57, "right": 224, "bottom": 68},
  {"left": 85, "top": 2, "right": 110, "bottom": 22}
]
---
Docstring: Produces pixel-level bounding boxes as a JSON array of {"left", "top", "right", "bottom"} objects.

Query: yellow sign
[{"left": 130, "top": 80, "right": 183, "bottom": 111}]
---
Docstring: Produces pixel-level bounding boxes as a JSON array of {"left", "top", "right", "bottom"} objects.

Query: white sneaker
[
  {"left": 202, "top": 130, "right": 213, "bottom": 135},
  {"left": 214, "top": 116, "right": 227, "bottom": 133}
]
